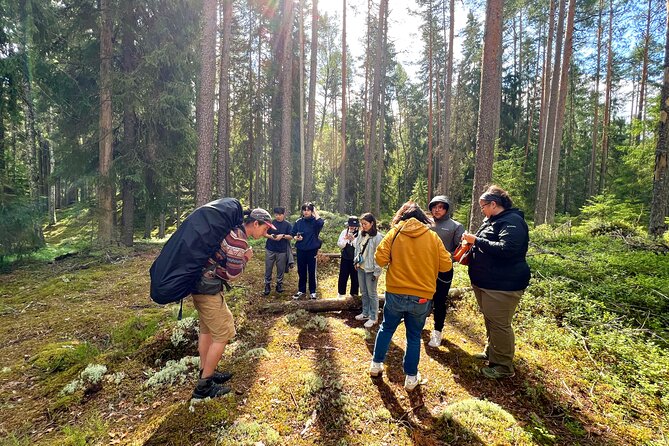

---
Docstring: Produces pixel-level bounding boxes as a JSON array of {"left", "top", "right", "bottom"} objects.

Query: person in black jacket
[{"left": 462, "top": 185, "right": 530, "bottom": 379}]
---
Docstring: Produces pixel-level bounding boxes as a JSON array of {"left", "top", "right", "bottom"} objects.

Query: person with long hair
[
  {"left": 370, "top": 202, "right": 452, "bottom": 391},
  {"left": 353, "top": 213, "right": 384, "bottom": 328},
  {"left": 462, "top": 185, "right": 531, "bottom": 379}
]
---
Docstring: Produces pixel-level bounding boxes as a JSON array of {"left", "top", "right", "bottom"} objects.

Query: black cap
[
  {"left": 346, "top": 216, "right": 360, "bottom": 227},
  {"left": 273, "top": 206, "right": 286, "bottom": 215}
]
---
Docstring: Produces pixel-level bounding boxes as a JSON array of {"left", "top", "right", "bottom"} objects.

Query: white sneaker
[
  {"left": 337, "top": 293, "right": 346, "bottom": 298},
  {"left": 428, "top": 330, "right": 442, "bottom": 348},
  {"left": 404, "top": 372, "right": 422, "bottom": 391},
  {"left": 309, "top": 293, "right": 318, "bottom": 300},
  {"left": 355, "top": 313, "right": 368, "bottom": 321},
  {"left": 369, "top": 361, "right": 384, "bottom": 377},
  {"left": 292, "top": 292, "right": 305, "bottom": 300},
  {"left": 364, "top": 319, "right": 377, "bottom": 328}
]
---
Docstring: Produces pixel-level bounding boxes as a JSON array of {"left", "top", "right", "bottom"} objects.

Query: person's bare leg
[
  {"left": 198, "top": 333, "right": 213, "bottom": 372},
  {"left": 201, "top": 341, "right": 227, "bottom": 378}
]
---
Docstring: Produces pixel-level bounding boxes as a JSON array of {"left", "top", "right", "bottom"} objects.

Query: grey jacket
[{"left": 431, "top": 216, "right": 465, "bottom": 254}]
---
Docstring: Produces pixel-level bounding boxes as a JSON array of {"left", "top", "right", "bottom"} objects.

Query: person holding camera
[
  {"left": 291, "top": 202, "right": 324, "bottom": 299},
  {"left": 336, "top": 216, "right": 360, "bottom": 298},
  {"left": 354, "top": 213, "right": 384, "bottom": 328},
  {"left": 263, "top": 207, "right": 293, "bottom": 295}
]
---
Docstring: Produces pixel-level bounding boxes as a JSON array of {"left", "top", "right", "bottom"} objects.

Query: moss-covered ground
[{"left": 0, "top": 213, "right": 667, "bottom": 445}]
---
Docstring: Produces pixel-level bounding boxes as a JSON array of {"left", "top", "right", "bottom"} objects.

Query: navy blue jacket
[
  {"left": 265, "top": 220, "right": 292, "bottom": 252},
  {"left": 468, "top": 208, "right": 531, "bottom": 291},
  {"left": 291, "top": 216, "right": 324, "bottom": 251}
]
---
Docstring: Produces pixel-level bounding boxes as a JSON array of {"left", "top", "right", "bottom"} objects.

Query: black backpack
[{"left": 149, "top": 198, "right": 243, "bottom": 310}]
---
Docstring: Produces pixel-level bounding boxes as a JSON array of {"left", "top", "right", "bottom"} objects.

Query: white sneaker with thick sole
[
  {"left": 428, "top": 330, "right": 442, "bottom": 347},
  {"left": 369, "top": 361, "right": 384, "bottom": 377},
  {"left": 309, "top": 293, "right": 318, "bottom": 300},
  {"left": 364, "top": 319, "right": 377, "bottom": 328},
  {"left": 355, "top": 313, "right": 368, "bottom": 321},
  {"left": 337, "top": 293, "right": 346, "bottom": 298},
  {"left": 404, "top": 372, "right": 422, "bottom": 391},
  {"left": 292, "top": 292, "right": 304, "bottom": 300}
]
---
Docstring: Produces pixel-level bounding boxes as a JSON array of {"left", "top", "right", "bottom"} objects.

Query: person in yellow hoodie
[{"left": 369, "top": 201, "right": 452, "bottom": 391}]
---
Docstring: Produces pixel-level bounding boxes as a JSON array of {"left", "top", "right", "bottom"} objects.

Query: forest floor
[{"left": 0, "top": 210, "right": 667, "bottom": 445}]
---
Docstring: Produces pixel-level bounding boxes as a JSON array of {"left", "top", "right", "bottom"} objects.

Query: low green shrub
[{"left": 30, "top": 341, "right": 99, "bottom": 374}]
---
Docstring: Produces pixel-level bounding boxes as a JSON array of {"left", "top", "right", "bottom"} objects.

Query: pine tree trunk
[
  {"left": 98, "top": 0, "right": 114, "bottom": 244},
  {"left": 247, "top": 14, "right": 255, "bottom": 206},
  {"left": 535, "top": 0, "right": 555, "bottom": 211},
  {"left": 48, "top": 139, "right": 57, "bottom": 225},
  {"left": 469, "top": 0, "right": 504, "bottom": 231},
  {"left": 217, "top": 0, "right": 233, "bottom": 198},
  {"left": 545, "top": 0, "right": 575, "bottom": 223},
  {"left": 299, "top": 0, "right": 305, "bottom": 202},
  {"left": 588, "top": 0, "right": 603, "bottom": 197},
  {"left": 305, "top": 0, "right": 318, "bottom": 203},
  {"left": 195, "top": 0, "right": 217, "bottom": 206},
  {"left": 599, "top": 0, "right": 613, "bottom": 193},
  {"left": 535, "top": 0, "right": 565, "bottom": 225},
  {"left": 636, "top": 0, "right": 652, "bottom": 145},
  {"left": 339, "top": 0, "right": 347, "bottom": 213},
  {"left": 648, "top": 0, "right": 669, "bottom": 237},
  {"left": 374, "top": 4, "right": 389, "bottom": 217},
  {"left": 120, "top": 0, "right": 136, "bottom": 247},
  {"left": 279, "top": 0, "right": 294, "bottom": 211},
  {"left": 365, "top": 0, "right": 388, "bottom": 212},
  {"left": 441, "top": 0, "right": 454, "bottom": 196},
  {"left": 427, "top": 0, "right": 434, "bottom": 202}
]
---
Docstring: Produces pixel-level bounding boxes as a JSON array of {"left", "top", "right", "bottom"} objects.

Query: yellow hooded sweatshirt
[{"left": 375, "top": 217, "right": 452, "bottom": 299}]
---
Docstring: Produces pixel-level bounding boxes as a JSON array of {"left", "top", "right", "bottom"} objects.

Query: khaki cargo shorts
[{"left": 191, "top": 292, "right": 236, "bottom": 343}]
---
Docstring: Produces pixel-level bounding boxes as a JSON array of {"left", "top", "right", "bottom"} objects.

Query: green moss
[
  {"left": 111, "top": 313, "right": 164, "bottom": 355},
  {"left": 30, "top": 341, "right": 99, "bottom": 374},
  {"left": 55, "top": 415, "right": 108, "bottom": 446},
  {"left": 217, "top": 420, "right": 281, "bottom": 446}
]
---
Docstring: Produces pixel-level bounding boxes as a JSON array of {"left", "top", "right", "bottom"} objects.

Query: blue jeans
[
  {"left": 358, "top": 270, "right": 379, "bottom": 321},
  {"left": 372, "top": 292, "right": 433, "bottom": 376}
]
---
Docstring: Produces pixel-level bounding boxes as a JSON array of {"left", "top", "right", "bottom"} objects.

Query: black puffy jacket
[{"left": 468, "top": 208, "right": 531, "bottom": 291}]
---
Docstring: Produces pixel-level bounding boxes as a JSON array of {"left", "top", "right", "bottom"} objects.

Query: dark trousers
[
  {"left": 337, "top": 258, "right": 359, "bottom": 295},
  {"left": 297, "top": 249, "right": 318, "bottom": 294},
  {"left": 432, "top": 269, "right": 454, "bottom": 332}
]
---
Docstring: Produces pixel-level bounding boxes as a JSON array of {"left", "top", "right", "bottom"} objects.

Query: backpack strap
[{"left": 388, "top": 224, "right": 404, "bottom": 264}]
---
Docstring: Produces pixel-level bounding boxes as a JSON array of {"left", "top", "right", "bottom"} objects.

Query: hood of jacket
[
  {"left": 429, "top": 195, "right": 454, "bottom": 219},
  {"left": 396, "top": 217, "right": 431, "bottom": 238}
]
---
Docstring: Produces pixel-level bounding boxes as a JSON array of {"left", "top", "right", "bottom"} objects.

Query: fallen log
[{"left": 258, "top": 287, "right": 472, "bottom": 314}]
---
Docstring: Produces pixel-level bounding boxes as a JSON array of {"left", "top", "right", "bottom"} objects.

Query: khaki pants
[{"left": 473, "top": 286, "right": 523, "bottom": 374}]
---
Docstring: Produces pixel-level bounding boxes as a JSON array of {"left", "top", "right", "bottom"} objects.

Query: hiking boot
[
  {"left": 199, "top": 369, "right": 233, "bottom": 384},
  {"left": 481, "top": 366, "right": 515, "bottom": 379},
  {"left": 473, "top": 352, "right": 489, "bottom": 360},
  {"left": 264, "top": 283, "right": 271, "bottom": 296},
  {"left": 428, "top": 330, "right": 442, "bottom": 348},
  {"left": 355, "top": 313, "right": 368, "bottom": 321},
  {"left": 192, "top": 378, "right": 231, "bottom": 399},
  {"left": 293, "top": 291, "right": 305, "bottom": 300},
  {"left": 364, "top": 319, "right": 377, "bottom": 328},
  {"left": 309, "top": 293, "right": 318, "bottom": 300},
  {"left": 369, "top": 361, "right": 384, "bottom": 377},
  {"left": 404, "top": 372, "right": 422, "bottom": 391},
  {"left": 276, "top": 283, "right": 284, "bottom": 293}
]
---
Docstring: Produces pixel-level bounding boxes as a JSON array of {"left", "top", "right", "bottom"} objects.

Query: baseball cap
[{"left": 250, "top": 208, "right": 277, "bottom": 230}]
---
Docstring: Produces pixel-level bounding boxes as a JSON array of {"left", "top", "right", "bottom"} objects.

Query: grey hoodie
[{"left": 430, "top": 197, "right": 465, "bottom": 254}]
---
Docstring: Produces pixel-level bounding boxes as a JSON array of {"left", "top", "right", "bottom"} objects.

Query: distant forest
[{"left": 1, "top": 0, "right": 668, "bottom": 252}]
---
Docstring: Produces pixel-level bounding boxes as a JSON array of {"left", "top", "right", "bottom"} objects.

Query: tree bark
[
  {"left": 636, "top": 0, "right": 652, "bottom": 145},
  {"left": 599, "top": 0, "right": 613, "bottom": 193},
  {"left": 216, "top": 0, "right": 233, "bottom": 198},
  {"left": 195, "top": 0, "right": 217, "bottom": 207},
  {"left": 535, "top": 0, "right": 565, "bottom": 225},
  {"left": 545, "top": 0, "right": 575, "bottom": 223},
  {"left": 588, "top": 0, "right": 603, "bottom": 198},
  {"left": 305, "top": 0, "right": 318, "bottom": 203},
  {"left": 98, "top": 0, "right": 114, "bottom": 244},
  {"left": 339, "top": 0, "right": 347, "bottom": 213},
  {"left": 120, "top": 0, "right": 136, "bottom": 247},
  {"left": 427, "top": 0, "right": 434, "bottom": 202},
  {"left": 365, "top": 0, "right": 388, "bottom": 212},
  {"left": 375, "top": 4, "right": 389, "bottom": 217},
  {"left": 649, "top": 0, "right": 669, "bottom": 237},
  {"left": 279, "top": 0, "right": 294, "bottom": 211},
  {"left": 299, "top": 0, "right": 305, "bottom": 202},
  {"left": 259, "top": 287, "right": 472, "bottom": 313},
  {"left": 469, "top": 0, "right": 504, "bottom": 232},
  {"left": 441, "top": 0, "right": 454, "bottom": 196}
]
